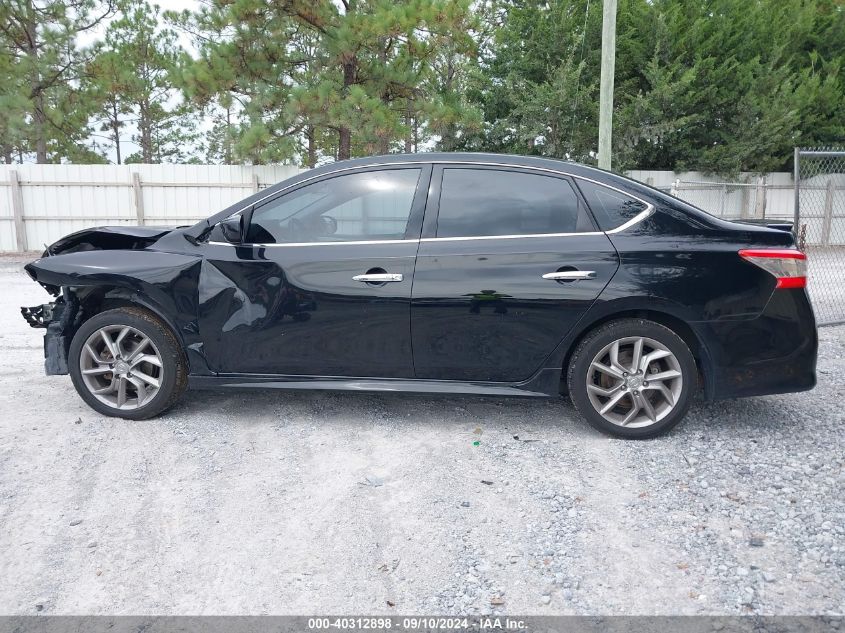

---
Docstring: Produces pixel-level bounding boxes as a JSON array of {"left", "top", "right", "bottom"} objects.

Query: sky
[
  {"left": 80, "top": 0, "right": 201, "bottom": 48},
  {"left": 152, "top": 0, "right": 200, "bottom": 11}
]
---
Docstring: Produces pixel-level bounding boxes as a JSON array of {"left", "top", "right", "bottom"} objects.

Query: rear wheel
[
  {"left": 68, "top": 307, "right": 187, "bottom": 419},
  {"left": 567, "top": 318, "right": 697, "bottom": 438}
]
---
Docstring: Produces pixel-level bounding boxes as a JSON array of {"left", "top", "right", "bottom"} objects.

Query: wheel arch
[
  {"left": 559, "top": 306, "right": 715, "bottom": 400},
  {"left": 52, "top": 285, "right": 195, "bottom": 377},
  {"left": 74, "top": 286, "right": 185, "bottom": 347}
]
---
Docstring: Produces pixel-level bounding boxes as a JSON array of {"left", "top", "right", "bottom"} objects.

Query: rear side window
[
  {"left": 435, "top": 168, "right": 594, "bottom": 238},
  {"left": 575, "top": 179, "right": 648, "bottom": 231}
]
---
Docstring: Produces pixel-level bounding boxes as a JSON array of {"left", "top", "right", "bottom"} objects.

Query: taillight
[{"left": 738, "top": 249, "right": 807, "bottom": 289}]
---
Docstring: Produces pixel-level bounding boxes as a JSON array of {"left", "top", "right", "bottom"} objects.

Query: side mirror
[
  {"left": 318, "top": 215, "right": 338, "bottom": 236},
  {"left": 219, "top": 216, "right": 243, "bottom": 244}
]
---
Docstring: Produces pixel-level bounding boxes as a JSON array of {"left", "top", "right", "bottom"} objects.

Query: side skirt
[{"left": 188, "top": 368, "right": 562, "bottom": 398}]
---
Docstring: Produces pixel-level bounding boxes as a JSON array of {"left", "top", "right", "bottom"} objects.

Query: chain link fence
[{"left": 795, "top": 148, "right": 845, "bottom": 325}]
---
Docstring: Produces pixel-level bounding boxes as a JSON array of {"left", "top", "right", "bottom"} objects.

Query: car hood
[{"left": 43, "top": 225, "right": 179, "bottom": 257}]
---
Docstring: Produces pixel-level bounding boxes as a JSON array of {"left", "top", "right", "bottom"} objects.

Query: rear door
[{"left": 410, "top": 165, "right": 620, "bottom": 382}]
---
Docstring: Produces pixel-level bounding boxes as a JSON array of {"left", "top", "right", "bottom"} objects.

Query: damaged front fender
[{"left": 23, "top": 249, "right": 206, "bottom": 376}]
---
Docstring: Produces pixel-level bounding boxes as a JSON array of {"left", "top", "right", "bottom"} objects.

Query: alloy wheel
[
  {"left": 79, "top": 325, "right": 164, "bottom": 410},
  {"left": 585, "top": 336, "right": 683, "bottom": 428}
]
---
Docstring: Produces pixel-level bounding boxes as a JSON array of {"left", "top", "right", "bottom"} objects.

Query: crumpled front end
[
  {"left": 21, "top": 245, "right": 206, "bottom": 378},
  {"left": 21, "top": 289, "right": 81, "bottom": 375},
  {"left": 43, "top": 225, "right": 176, "bottom": 257}
]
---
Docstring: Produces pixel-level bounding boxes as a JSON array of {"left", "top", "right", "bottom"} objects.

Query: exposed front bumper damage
[
  {"left": 21, "top": 303, "right": 57, "bottom": 328},
  {"left": 20, "top": 291, "right": 80, "bottom": 376}
]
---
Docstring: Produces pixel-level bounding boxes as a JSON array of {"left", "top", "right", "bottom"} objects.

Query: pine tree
[
  {"left": 0, "top": 0, "right": 115, "bottom": 163},
  {"left": 87, "top": 44, "right": 132, "bottom": 163},
  {"left": 0, "top": 32, "right": 30, "bottom": 163},
  {"left": 177, "top": 0, "right": 480, "bottom": 164},
  {"left": 173, "top": 0, "right": 303, "bottom": 164},
  {"left": 93, "top": 1, "right": 197, "bottom": 164}
]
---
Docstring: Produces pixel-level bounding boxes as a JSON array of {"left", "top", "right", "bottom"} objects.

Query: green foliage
[
  {"left": 0, "top": 0, "right": 842, "bottom": 171},
  {"left": 177, "top": 0, "right": 481, "bottom": 163},
  {"left": 0, "top": 0, "right": 115, "bottom": 163},
  {"left": 456, "top": 0, "right": 845, "bottom": 174},
  {"left": 89, "top": 1, "right": 198, "bottom": 163},
  {"left": 172, "top": 0, "right": 304, "bottom": 164},
  {"left": 0, "top": 34, "right": 32, "bottom": 162}
]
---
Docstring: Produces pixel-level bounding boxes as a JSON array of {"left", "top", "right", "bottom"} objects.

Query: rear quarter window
[{"left": 575, "top": 179, "right": 648, "bottom": 231}]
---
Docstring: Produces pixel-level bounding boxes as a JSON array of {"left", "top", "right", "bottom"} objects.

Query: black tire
[
  {"left": 567, "top": 318, "right": 697, "bottom": 439},
  {"left": 68, "top": 307, "right": 188, "bottom": 420}
]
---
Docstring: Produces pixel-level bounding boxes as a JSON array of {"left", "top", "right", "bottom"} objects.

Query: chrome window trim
[
  {"left": 420, "top": 231, "right": 603, "bottom": 242},
  {"left": 416, "top": 206, "right": 649, "bottom": 242},
  {"left": 604, "top": 206, "right": 653, "bottom": 233},
  {"left": 208, "top": 238, "right": 417, "bottom": 248},
  {"left": 210, "top": 161, "right": 654, "bottom": 247},
  {"left": 206, "top": 227, "right": 632, "bottom": 248}
]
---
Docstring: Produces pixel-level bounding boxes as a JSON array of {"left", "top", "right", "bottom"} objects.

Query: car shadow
[
  {"left": 167, "top": 386, "right": 810, "bottom": 440},
  {"left": 171, "top": 386, "right": 592, "bottom": 435}
]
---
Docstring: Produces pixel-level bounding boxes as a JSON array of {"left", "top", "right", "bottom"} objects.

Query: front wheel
[
  {"left": 567, "top": 318, "right": 697, "bottom": 438},
  {"left": 68, "top": 307, "right": 188, "bottom": 420}
]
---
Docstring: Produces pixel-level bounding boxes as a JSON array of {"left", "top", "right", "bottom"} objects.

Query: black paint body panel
[
  {"left": 411, "top": 234, "right": 619, "bottom": 381},
  {"left": 197, "top": 242, "right": 418, "bottom": 376},
  {"left": 22, "top": 153, "right": 817, "bottom": 403}
]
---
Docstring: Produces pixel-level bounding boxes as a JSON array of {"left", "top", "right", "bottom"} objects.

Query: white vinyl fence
[
  {"left": 3, "top": 164, "right": 843, "bottom": 252},
  {"left": 627, "top": 170, "right": 798, "bottom": 219},
  {"left": 0, "top": 164, "right": 304, "bottom": 252}
]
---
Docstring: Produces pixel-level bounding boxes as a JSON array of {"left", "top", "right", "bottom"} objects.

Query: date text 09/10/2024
[{"left": 307, "top": 617, "right": 527, "bottom": 630}]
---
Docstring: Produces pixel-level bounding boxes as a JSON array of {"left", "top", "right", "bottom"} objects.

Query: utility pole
[{"left": 598, "top": 0, "right": 618, "bottom": 170}]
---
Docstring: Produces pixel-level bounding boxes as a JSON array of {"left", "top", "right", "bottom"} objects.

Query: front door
[
  {"left": 410, "top": 165, "right": 620, "bottom": 382},
  {"left": 198, "top": 165, "right": 429, "bottom": 377}
]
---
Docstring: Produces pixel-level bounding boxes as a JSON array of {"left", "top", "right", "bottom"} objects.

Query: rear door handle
[
  {"left": 542, "top": 270, "right": 596, "bottom": 281},
  {"left": 353, "top": 273, "right": 404, "bottom": 283}
]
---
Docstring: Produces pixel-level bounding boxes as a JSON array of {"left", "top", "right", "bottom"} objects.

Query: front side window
[
  {"left": 435, "top": 168, "right": 593, "bottom": 238},
  {"left": 246, "top": 169, "right": 421, "bottom": 244},
  {"left": 575, "top": 179, "right": 648, "bottom": 231}
]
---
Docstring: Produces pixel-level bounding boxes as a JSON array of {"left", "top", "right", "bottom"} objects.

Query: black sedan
[{"left": 21, "top": 153, "right": 817, "bottom": 438}]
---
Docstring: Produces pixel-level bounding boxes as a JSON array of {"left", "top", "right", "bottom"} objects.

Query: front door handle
[
  {"left": 542, "top": 270, "right": 596, "bottom": 281},
  {"left": 353, "top": 273, "right": 404, "bottom": 283}
]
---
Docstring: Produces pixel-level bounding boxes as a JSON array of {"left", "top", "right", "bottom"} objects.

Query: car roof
[{"left": 304, "top": 152, "right": 612, "bottom": 179}]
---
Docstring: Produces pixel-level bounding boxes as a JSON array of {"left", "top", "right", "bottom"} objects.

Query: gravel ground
[{"left": 0, "top": 255, "right": 843, "bottom": 616}]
